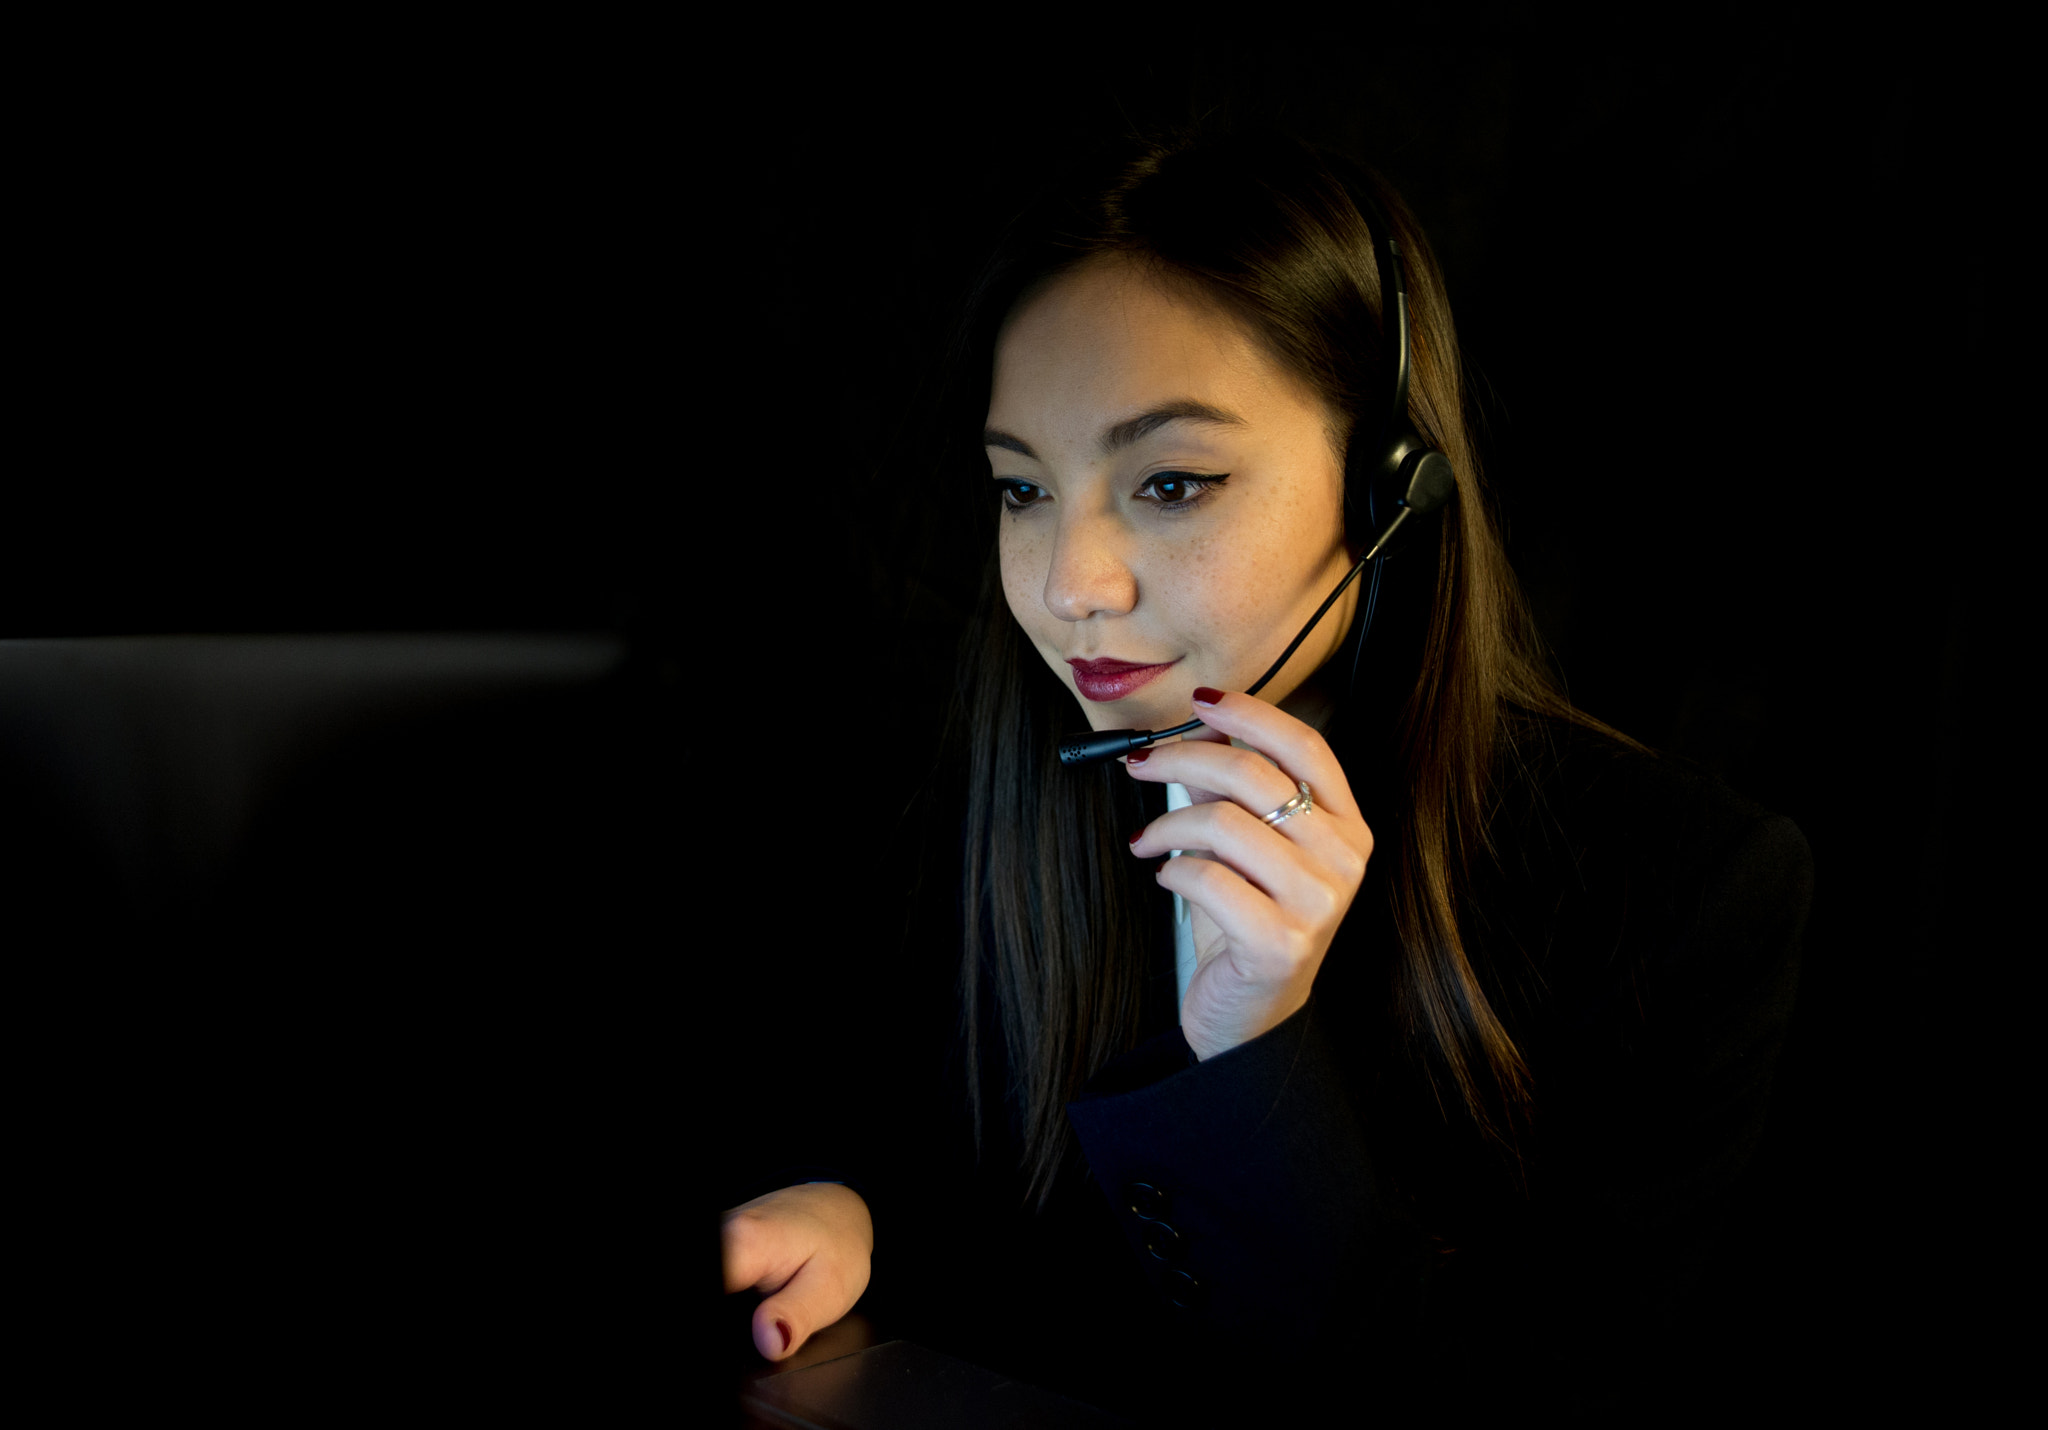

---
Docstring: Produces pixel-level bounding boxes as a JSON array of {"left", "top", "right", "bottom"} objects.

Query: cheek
[
  {"left": 996, "top": 528, "right": 1045, "bottom": 630},
  {"left": 1177, "top": 524, "right": 1292, "bottom": 652},
  {"left": 1176, "top": 531, "right": 1249, "bottom": 628}
]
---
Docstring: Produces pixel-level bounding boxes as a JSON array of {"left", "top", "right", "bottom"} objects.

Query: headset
[{"left": 1056, "top": 169, "right": 1459, "bottom": 767}]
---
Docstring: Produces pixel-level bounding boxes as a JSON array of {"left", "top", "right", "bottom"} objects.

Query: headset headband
[{"left": 1349, "top": 180, "right": 1412, "bottom": 445}]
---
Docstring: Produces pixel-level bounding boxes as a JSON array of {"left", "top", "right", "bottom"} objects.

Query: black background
[{"left": 10, "top": 11, "right": 2016, "bottom": 1417}]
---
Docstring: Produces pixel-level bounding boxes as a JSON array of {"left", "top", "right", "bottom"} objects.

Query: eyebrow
[{"left": 982, "top": 399, "right": 1249, "bottom": 462}]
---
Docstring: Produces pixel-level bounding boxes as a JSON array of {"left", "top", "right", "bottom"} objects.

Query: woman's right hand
[{"left": 720, "top": 1181, "right": 873, "bottom": 1361}]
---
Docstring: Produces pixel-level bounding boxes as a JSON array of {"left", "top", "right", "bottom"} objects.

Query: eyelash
[{"left": 994, "top": 473, "right": 1228, "bottom": 515}]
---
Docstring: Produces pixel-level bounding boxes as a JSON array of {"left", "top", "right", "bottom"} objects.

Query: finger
[
  {"left": 1129, "top": 723, "right": 1232, "bottom": 799},
  {"left": 752, "top": 1250, "right": 871, "bottom": 1361},
  {"left": 1139, "top": 800, "right": 1356, "bottom": 912},
  {"left": 1134, "top": 776, "right": 1368, "bottom": 878},
  {"left": 1173, "top": 689, "right": 1360, "bottom": 818},
  {"left": 1126, "top": 739, "right": 1309, "bottom": 823},
  {"left": 720, "top": 1200, "right": 802, "bottom": 1296},
  {"left": 1155, "top": 849, "right": 1322, "bottom": 974}
]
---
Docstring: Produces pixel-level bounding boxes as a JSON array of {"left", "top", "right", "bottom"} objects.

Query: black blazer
[{"left": 747, "top": 708, "right": 1811, "bottom": 1425}]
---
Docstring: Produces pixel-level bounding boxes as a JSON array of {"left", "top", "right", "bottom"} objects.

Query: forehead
[{"left": 988, "top": 258, "right": 1317, "bottom": 443}]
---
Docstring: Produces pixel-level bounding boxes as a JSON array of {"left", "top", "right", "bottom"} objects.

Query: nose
[{"left": 1042, "top": 507, "right": 1137, "bottom": 623}]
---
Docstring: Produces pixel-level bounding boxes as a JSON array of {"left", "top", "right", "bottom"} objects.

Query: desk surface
[{"left": 724, "top": 1305, "right": 1133, "bottom": 1429}]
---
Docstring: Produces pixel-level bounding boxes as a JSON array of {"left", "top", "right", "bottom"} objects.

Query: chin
[
  {"left": 1111, "top": 690, "right": 1187, "bottom": 732},
  {"left": 1063, "top": 691, "right": 1147, "bottom": 731}
]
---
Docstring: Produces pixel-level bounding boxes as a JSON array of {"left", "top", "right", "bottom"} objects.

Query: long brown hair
[{"left": 918, "top": 119, "right": 1643, "bottom": 1208}]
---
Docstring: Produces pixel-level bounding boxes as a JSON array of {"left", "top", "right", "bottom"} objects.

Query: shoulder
[
  {"left": 1479, "top": 713, "right": 1812, "bottom": 1010},
  {"left": 1496, "top": 712, "right": 1807, "bottom": 895}
]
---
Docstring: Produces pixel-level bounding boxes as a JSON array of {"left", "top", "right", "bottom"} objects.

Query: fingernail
[
  {"left": 1130, "top": 827, "right": 1146, "bottom": 845},
  {"left": 1192, "top": 687, "right": 1224, "bottom": 706},
  {"left": 1127, "top": 749, "right": 1150, "bottom": 765},
  {"left": 775, "top": 1318, "right": 792, "bottom": 1356}
]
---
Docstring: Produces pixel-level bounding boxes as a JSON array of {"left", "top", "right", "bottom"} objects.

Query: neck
[
  {"left": 1276, "top": 596, "right": 1365, "bottom": 737},
  {"left": 1277, "top": 661, "right": 1342, "bottom": 735}
]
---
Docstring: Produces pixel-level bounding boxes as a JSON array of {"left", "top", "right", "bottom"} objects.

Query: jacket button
[
  {"left": 1126, "top": 1182, "right": 1169, "bottom": 1221},
  {"left": 1142, "top": 1222, "right": 1184, "bottom": 1261},
  {"left": 1165, "top": 1270, "right": 1205, "bottom": 1310}
]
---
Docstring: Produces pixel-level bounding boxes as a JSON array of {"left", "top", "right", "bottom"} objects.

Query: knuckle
[
  {"left": 1302, "top": 882, "right": 1343, "bottom": 924},
  {"left": 1331, "top": 844, "right": 1366, "bottom": 885},
  {"left": 720, "top": 1213, "right": 770, "bottom": 1280},
  {"left": 721, "top": 1207, "right": 765, "bottom": 1249},
  {"left": 1282, "top": 921, "right": 1319, "bottom": 964}
]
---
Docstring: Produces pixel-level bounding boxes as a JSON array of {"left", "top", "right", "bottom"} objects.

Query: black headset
[{"left": 1057, "top": 169, "right": 1459, "bottom": 767}]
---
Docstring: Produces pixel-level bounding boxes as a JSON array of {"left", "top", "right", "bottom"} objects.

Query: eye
[
  {"left": 994, "top": 479, "right": 1047, "bottom": 512},
  {"left": 1138, "top": 472, "right": 1227, "bottom": 511}
]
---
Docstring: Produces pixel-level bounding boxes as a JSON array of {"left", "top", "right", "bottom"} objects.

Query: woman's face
[{"left": 985, "top": 255, "right": 1362, "bottom": 735}]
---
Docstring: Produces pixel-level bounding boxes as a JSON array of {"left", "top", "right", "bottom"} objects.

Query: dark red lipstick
[{"left": 1066, "top": 657, "right": 1179, "bottom": 703}]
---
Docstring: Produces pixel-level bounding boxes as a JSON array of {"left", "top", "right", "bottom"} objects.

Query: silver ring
[{"left": 1261, "top": 780, "right": 1314, "bottom": 827}]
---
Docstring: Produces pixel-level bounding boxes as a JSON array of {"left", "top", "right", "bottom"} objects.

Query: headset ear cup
[
  {"left": 1359, "top": 447, "right": 1457, "bottom": 561},
  {"left": 1401, "top": 450, "right": 1458, "bottom": 515}
]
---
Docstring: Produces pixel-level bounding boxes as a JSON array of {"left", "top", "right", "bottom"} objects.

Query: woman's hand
[
  {"left": 720, "top": 1181, "right": 873, "bottom": 1361},
  {"left": 1125, "top": 687, "right": 1374, "bottom": 1062}
]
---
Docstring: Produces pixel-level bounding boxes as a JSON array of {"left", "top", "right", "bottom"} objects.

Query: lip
[{"left": 1066, "top": 656, "right": 1180, "bottom": 703}]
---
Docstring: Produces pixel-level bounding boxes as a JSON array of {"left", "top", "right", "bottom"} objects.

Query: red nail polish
[
  {"left": 1130, "top": 827, "right": 1146, "bottom": 845},
  {"left": 1127, "top": 748, "right": 1149, "bottom": 764},
  {"left": 1192, "top": 687, "right": 1224, "bottom": 706}
]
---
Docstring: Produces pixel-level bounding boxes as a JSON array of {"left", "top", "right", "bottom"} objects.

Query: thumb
[
  {"left": 751, "top": 1255, "right": 868, "bottom": 1361},
  {"left": 751, "top": 1298, "right": 800, "bottom": 1362}
]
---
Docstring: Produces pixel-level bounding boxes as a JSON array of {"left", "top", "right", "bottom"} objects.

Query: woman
[{"left": 722, "top": 120, "right": 1811, "bottom": 1421}]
